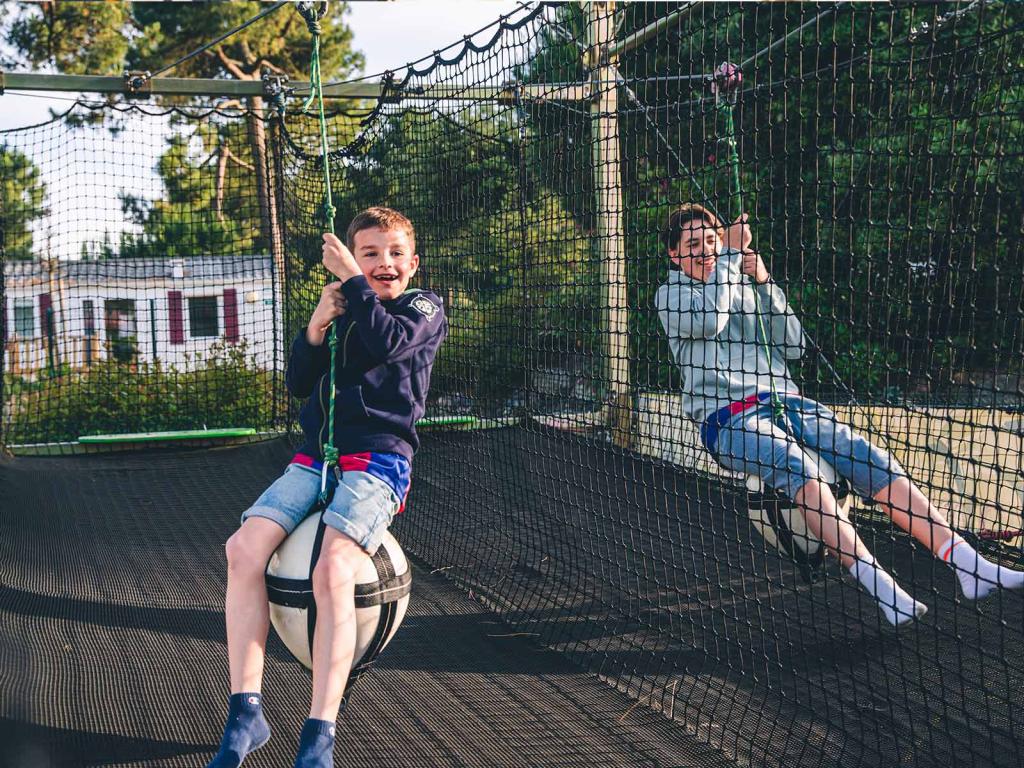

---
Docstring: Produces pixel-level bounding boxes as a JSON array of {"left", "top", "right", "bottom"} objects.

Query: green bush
[{"left": 3, "top": 339, "right": 278, "bottom": 444}]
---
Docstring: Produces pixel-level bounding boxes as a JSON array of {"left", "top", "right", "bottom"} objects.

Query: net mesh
[
  {"left": 1, "top": 103, "right": 286, "bottom": 445},
  {"left": 3, "top": 2, "right": 1024, "bottom": 767}
]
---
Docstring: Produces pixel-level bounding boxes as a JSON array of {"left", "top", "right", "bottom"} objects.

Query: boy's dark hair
[
  {"left": 346, "top": 207, "right": 416, "bottom": 252},
  {"left": 663, "top": 203, "right": 723, "bottom": 251}
]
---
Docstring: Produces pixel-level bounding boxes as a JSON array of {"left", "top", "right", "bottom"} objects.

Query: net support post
[{"left": 587, "top": 2, "right": 632, "bottom": 449}]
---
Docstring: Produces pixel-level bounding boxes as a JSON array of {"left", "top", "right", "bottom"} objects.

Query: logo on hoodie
[{"left": 410, "top": 295, "right": 439, "bottom": 320}]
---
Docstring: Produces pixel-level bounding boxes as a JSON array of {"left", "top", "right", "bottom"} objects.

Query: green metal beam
[{"left": 0, "top": 72, "right": 589, "bottom": 102}]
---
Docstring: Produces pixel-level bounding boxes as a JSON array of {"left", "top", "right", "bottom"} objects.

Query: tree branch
[
  {"left": 225, "top": 148, "right": 255, "bottom": 171},
  {"left": 211, "top": 45, "right": 250, "bottom": 80},
  {"left": 44, "top": 1, "right": 56, "bottom": 64},
  {"left": 239, "top": 39, "right": 257, "bottom": 67},
  {"left": 258, "top": 59, "right": 287, "bottom": 76},
  {"left": 279, "top": 14, "right": 297, "bottom": 40}
]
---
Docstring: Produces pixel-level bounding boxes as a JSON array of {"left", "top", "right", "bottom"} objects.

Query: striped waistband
[{"left": 699, "top": 392, "right": 774, "bottom": 454}]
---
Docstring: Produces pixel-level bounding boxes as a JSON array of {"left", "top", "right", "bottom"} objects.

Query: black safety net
[
  {"left": 3, "top": 3, "right": 1024, "bottom": 768},
  {"left": 1, "top": 103, "right": 286, "bottom": 445}
]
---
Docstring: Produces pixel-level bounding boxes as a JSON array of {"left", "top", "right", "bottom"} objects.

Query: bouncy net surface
[{"left": 4, "top": 3, "right": 1024, "bottom": 767}]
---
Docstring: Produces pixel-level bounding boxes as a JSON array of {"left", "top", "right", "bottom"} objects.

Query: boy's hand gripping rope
[
  {"left": 297, "top": 1, "right": 340, "bottom": 501},
  {"left": 713, "top": 62, "right": 786, "bottom": 424}
]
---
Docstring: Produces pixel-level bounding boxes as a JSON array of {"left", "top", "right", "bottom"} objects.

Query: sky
[{"left": 0, "top": 0, "right": 528, "bottom": 259}]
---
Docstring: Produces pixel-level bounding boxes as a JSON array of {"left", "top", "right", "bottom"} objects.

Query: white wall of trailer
[{"left": 3, "top": 256, "right": 280, "bottom": 378}]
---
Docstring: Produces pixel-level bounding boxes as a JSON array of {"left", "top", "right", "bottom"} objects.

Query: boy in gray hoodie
[{"left": 655, "top": 203, "right": 1024, "bottom": 626}]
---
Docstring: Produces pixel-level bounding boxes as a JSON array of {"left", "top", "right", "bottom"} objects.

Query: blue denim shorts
[
  {"left": 241, "top": 463, "right": 400, "bottom": 554},
  {"left": 714, "top": 395, "right": 907, "bottom": 501}
]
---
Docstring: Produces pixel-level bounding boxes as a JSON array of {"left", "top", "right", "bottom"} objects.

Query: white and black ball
[{"left": 265, "top": 514, "right": 411, "bottom": 675}]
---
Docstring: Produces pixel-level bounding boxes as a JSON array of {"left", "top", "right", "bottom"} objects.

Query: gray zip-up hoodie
[{"left": 654, "top": 248, "right": 805, "bottom": 424}]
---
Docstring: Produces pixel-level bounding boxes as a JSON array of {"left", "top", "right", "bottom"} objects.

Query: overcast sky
[{"left": 0, "top": 1, "right": 527, "bottom": 131}]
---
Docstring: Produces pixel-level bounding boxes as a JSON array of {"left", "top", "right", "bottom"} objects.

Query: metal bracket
[
  {"left": 123, "top": 71, "right": 152, "bottom": 97},
  {"left": 261, "top": 71, "right": 292, "bottom": 115}
]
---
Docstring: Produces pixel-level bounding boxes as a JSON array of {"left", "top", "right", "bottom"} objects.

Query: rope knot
[
  {"left": 322, "top": 201, "right": 336, "bottom": 229},
  {"left": 322, "top": 445, "right": 339, "bottom": 465},
  {"left": 296, "top": 2, "right": 328, "bottom": 37}
]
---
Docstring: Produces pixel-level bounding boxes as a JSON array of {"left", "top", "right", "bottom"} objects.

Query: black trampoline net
[
  {"left": 0, "top": 103, "right": 287, "bottom": 445},
  {"left": 4, "top": 3, "right": 1024, "bottom": 767}
]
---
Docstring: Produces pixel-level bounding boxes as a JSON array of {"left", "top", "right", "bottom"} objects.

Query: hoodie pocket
[{"left": 336, "top": 384, "right": 369, "bottom": 423}]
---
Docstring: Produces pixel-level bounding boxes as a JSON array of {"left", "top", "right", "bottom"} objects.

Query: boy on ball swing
[
  {"left": 207, "top": 207, "right": 447, "bottom": 768},
  {"left": 655, "top": 203, "right": 1024, "bottom": 626}
]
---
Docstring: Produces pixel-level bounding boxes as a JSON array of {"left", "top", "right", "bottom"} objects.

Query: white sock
[
  {"left": 848, "top": 556, "right": 928, "bottom": 626},
  {"left": 938, "top": 533, "right": 1024, "bottom": 600}
]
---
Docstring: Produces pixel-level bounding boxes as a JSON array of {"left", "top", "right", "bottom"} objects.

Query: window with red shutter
[
  {"left": 168, "top": 291, "right": 184, "bottom": 345},
  {"left": 223, "top": 289, "right": 239, "bottom": 343}
]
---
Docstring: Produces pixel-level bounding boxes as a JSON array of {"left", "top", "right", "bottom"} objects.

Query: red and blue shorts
[{"left": 241, "top": 452, "right": 412, "bottom": 555}]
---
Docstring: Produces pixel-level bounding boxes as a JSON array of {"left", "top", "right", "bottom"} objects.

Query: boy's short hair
[
  {"left": 346, "top": 206, "right": 416, "bottom": 252},
  {"left": 663, "top": 203, "right": 723, "bottom": 251}
]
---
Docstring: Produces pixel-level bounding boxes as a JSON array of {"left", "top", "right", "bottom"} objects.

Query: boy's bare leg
[
  {"left": 792, "top": 478, "right": 869, "bottom": 569},
  {"left": 308, "top": 527, "right": 367, "bottom": 720},
  {"left": 207, "top": 517, "right": 288, "bottom": 768},
  {"left": 874, "top": 476, "right": 1024, "bottom": 599},
  {"left": 871, "top": 476, "right": 953, "bottom": 553},
  {"left": 225, "top": 517, "right": 289, "bottom": 692},
  {"left": 794, "top": 478, "right": 926, "bottom": 625},
  {"left": 291, "top": 528, "right": 367, "bottom": 767}
]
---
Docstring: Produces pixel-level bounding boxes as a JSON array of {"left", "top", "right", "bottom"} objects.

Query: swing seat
[
  {"left": 265, "top": 512, "right": 412, "bottom": 676},
  {"left": 744, "top": 447, "right": 851, "bottom": 583}
]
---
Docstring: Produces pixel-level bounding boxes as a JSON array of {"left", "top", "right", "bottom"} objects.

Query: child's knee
[
  {"left": 225, "top": 525, "right": 277, "bottom": 577},
  {"left": 311, "top": 545, "right": 361, "bottom": 597}
]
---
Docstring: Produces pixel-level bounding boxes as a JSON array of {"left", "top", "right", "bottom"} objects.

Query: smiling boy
[
  {"left": 207, "top": 207, "right": 446, "bottom": 768},
  {"left": 655, "top": 203, "right": 1024, "bottom": 627}
]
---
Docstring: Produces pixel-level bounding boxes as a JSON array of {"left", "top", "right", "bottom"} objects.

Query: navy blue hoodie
[{"left": 286, "top": 274, "right": 447, "bottom": 462}]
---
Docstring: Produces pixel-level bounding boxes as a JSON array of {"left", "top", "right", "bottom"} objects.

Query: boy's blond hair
[
  {"left": 345, "top": 207, "right": 416, "bottom": 252},
  {"left": 663, "top": 203, "right": 723, "bottom": 251}
]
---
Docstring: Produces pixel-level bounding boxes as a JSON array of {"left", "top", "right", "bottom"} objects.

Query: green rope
[
  {"left": 716, "top": 75, "right": 785, "bottom": 423},
  {"left": 298, "top": 1, "right": 339, "bottom": 501}
]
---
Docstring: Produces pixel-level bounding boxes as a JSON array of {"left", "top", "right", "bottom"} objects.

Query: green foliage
[
  {"left": 3, "top": 3, "right": 362, "bottom": 84},
  {"left": 558, "top": 2, "right": 1024, "bottom": 398},
  {"left": 310, "top": 109, "right": 599, "bottom": 405},
  {"left": 4, "top": 340, "right": 275, "bottom": 445},
  {"left": 6, "top": 2, "right": 1021, "bottom": 415},
  {"left": 7, "top": 2, "right": 133, "bottom": 75},
  {"left": 118, "top": 125, "right": 262, "bottom": 258},
  {"left": 0, "top": 145, "right": 48, "bottom": 260},
  {"left": 2, "top": 2, "right": 365, "bottom": 258},
  {"left": 128, "top": 2, "right": 362, "bottom": 85}
]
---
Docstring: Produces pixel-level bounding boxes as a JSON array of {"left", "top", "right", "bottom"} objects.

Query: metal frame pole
[{"left": 0, "top": 72, "right": 588, "bottom": 103}]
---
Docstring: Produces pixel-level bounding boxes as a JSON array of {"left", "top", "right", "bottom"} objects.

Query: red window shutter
[
  {"left": 168, "top": 291, "right": 184, "bottom": 345},
  {"left": 223, "top": 288, "right": 239, "bottom": 343},
  {"left": 38, "top": 293, "right": 52, "bottom": 336}
]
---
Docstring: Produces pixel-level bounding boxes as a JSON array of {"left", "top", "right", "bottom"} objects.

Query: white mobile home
[{"left": 3, "top": 255, "right": 280, "bottom": 378}]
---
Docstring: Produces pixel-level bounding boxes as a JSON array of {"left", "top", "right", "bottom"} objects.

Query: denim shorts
[
  {"left": 241, "top": 463, "right": 400, "bottom": 555},
  {"left": 715, "top": 395, "right": 907, "bottom": 501}
]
